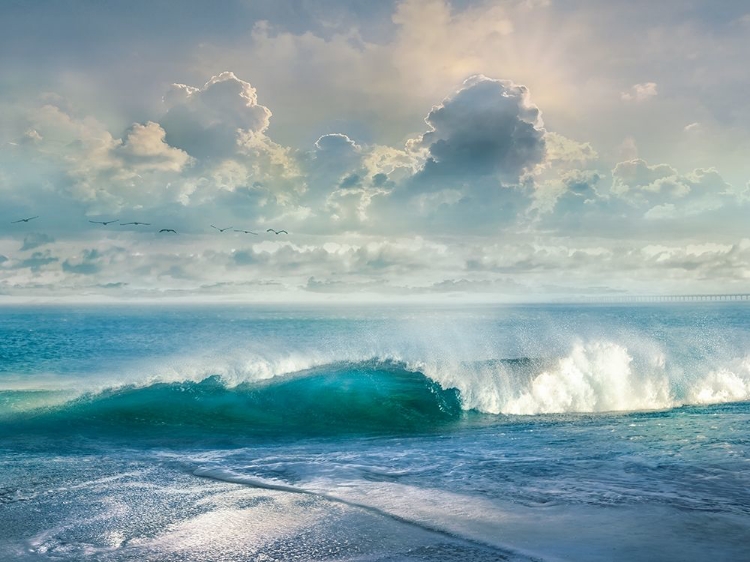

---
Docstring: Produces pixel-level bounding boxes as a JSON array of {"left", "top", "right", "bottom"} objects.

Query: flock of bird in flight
[{"left": 10, "top": 216, "right": 288, "bottom": 236}]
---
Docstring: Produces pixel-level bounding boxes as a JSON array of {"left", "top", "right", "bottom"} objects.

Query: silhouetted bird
[
  {"left": 121, "top": 222, "right": 151, "bottom": 226},
  {"left": 159, "top": 229, "right": 177, "bottom": 234},
  {"left": 210, "top": 225, "right": 233, "bottom": 232},
  {"left": 234, "top": 229, "right": 259, "bottom": 235},
  {"left": 89, "top": 220, "right": 119, "bottom": 225},
  {"left": 266, "top": 229, "right": 288, "bottom": 235},
  {"left": 11, "top": 216, "right": 38, "bottom": 223}
]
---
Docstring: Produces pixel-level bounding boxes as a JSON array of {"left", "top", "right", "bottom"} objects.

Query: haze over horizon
[{"left": 2, "top": 0, "right": 749, "bottom": 301}]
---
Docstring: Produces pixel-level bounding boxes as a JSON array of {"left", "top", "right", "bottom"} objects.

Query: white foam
[
  {"left": 688, "top": 357, "right": 750, "bottom": 405},
  {"left": 497, "top": 341, "right": 674, "bottom": 415},
  {"left": 437, "top": 341, "right": 750, "bottom": 415},
  {"left": 7, "top": 327, "right": 750, "bottom": 416}
]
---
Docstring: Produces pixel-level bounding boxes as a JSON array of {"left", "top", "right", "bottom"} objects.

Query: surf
[
  {"left": 3, "top": 340, "right": 750, "bottom": 438},
  {"left": 0, "top": 361, "right": 464, "bottom": 438}
]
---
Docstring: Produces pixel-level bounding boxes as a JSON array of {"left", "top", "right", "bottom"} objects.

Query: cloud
[
  {"left": 161, "top": 71, "right": 272, "bottom": 159},
  {"left": 117, "top": 122, "right": 192, "bottom": 173},
  {"left": 543, "top": 132, "right": 598, "bottom": 165},
  {"left": 428, "top": 277, "right": 526, "bottom": 293},
  {"left": 61, "top": 249, "right": 106, "bottom": 275},
  {"left": 17, "top": 250, "right": 59, "bottom": 272},
  {"left": 541, "top": 169, "right": 603, "bottom": 216},
  {"left": 305, "top": 133, "right": 363, "bottom": 196},
  {"left": 158, "top": 72, "right": 303, "bottom": 208},
  {"left": 314, "top": 133, "right": 359, "bottom": 155},
  {"left": 17, "top": 72, "right": 303, "bottom": 217},
  {"left": 611, "top": 159, "right": 682, "bottom": 199},
  {"left": 411, "top": 75, "right": 546, "bottom": 185},
  {"left": 621, "top": 82, "right": 658, "bottom": 102},
  {"left": 24, "top": 104, "right": 192, "bottom": 211},
  {"left": 611, "top": 160, "right": 736, "bottom": 216},
  {"left": 20, "top": 232, "right": 55, "bottom": 251}
]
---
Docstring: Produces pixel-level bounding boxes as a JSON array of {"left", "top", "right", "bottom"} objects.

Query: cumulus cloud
[
  {"left": 24, "top": 104, "right": 192, "bottom": 211},
  {"left": 158, "top": 72, "right": 303, "bottom": 208},
  {"left": 535, "top": 169, "right": 603, "bottom": 216},
  {"left": 17, "top": 71, "right": 304, "bottom": 216},
  {"left": 3, "top": 50, "right": 748, "bottom": 300},
  {"left": 411, "top": 75, "right": 546, "bottom": 185},
  {"left": 543, "top": 132, "right": 598, "bottom": 165},
  {"left": 117, "top": 122, "right": 192, "bottom": 173},
  {"left": 305, "top": 133, "right": 363, "bottom": 195},
  {"left": 611, "top": 159, "right": 683, "bottom": 198},
  {"left": 162, "top": 71, "right": 272, "bottom": 159},
  {"left": 611, "top": 159, "right": 736, "bottom": 217}
]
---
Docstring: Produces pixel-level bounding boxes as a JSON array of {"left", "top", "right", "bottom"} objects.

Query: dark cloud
[
  {"left": 412, "top": 75, "right": 546, "bottom": 186},
  {"left": 372, "top": 173, "right": 389, "bottom": 187},
  {"left": 20, "top": 232, "right": 55, "bottom": 251},
  {"left": 62, "top": 249, "right": 104, "bottom": 275},
  {"left": 98, "top": 282, "right": 128, "bottom": 289},
  {"left": 366, "top": 75, "right": 548, "bottom": 233},
  {"left": 339, "top": 173, "right": 362, "bottom": 189},
  {"left": 304, "top": 133, "right": 364, "bottom": 199},
  {"left": 17, "top": 250, "right": 58, "bottom": 271}
]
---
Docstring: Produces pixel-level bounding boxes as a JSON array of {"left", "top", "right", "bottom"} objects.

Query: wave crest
[
  {"left": 4, "top": 340, "right": 750, "bottom": 438},
  {"left": 412, "top": 341, "right": 750, "bottom": 415},
  {"left": 2, "top": 362, "right": 463, "bottom": 437},
  {"left": 497, "top": 342, "right": 673, "bottom": 415}
]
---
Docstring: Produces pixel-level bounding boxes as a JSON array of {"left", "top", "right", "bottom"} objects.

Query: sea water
[{"left": 0, "top": 303, "right": 748, "bottom": 561}]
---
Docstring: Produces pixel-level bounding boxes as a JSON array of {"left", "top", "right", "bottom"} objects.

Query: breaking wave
[
  {"left": 0, "top": 362, "right": 463, "bottom": 437},
  {"left": 2, "top": 341, "right": 750, "bottom": 438}
]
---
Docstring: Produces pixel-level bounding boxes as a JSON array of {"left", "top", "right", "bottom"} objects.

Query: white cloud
[
  {"left": 611, "top": 160, "right": 735, "bottom": 216},
  {"left": 621, "top": 82, "right": 658, "bottom": 102},
  {"left": 162, "top": 71, "right": 272, "bottom": 159},
  {"left": 543, "top": 132, "right": 598, "bottom": 165},
  {"left": 118, "top": 122, "right": 192, "bottom": 173}
]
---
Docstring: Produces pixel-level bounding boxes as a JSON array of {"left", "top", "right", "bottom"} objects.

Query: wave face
[
  {"left": 1, "top": 362, "right": 463, "bottom": 438},
  {"left": 2, "top": 304, "right": 750, "bottom": 438},
  {"left": 5, "top": 347, "right": 750, "bottom": 439}
]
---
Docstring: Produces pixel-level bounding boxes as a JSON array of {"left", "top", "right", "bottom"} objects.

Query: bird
[
  {"left": 210, "top": 225, "right": 233, "bottom": 232},
  {"left": 89, "top": 220, "right": 119, "bottom": 225},
  {"left": 266, "top": 229, "right": 288, "bottom": 235},
  {"left": 11, "top": 216, "right": 39, "bottom": 223},
  {"left": 234, "top": 229, "right": 259, "bottom": 235},
  {"left": 159, "top": 229, "right": 177, "bottom": 234},
  {"left": 120, "top": 222, "right": 151, "bottom": 226}
]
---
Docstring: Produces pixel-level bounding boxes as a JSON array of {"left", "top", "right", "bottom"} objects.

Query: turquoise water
[{"left": 1, "top": 304, "right": 749, "bottom": 560}]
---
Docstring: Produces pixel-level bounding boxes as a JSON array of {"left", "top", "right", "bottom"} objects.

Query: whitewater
[{"left": 1, "top": 303, "right": 749, "bottom": 560}]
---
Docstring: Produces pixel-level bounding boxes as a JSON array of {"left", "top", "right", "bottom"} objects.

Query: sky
[{"left": 1, "top": 0, "right": 749, "bottom": 301}]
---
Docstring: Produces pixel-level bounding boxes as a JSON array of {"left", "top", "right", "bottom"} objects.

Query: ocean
[{"left": 1, "top": 303, "right": 748, "bottom": 561}]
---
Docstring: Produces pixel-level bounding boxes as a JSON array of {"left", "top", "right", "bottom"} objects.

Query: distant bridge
[{"left": 571, "top": 294, "right": 750, "bottom": 303}]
